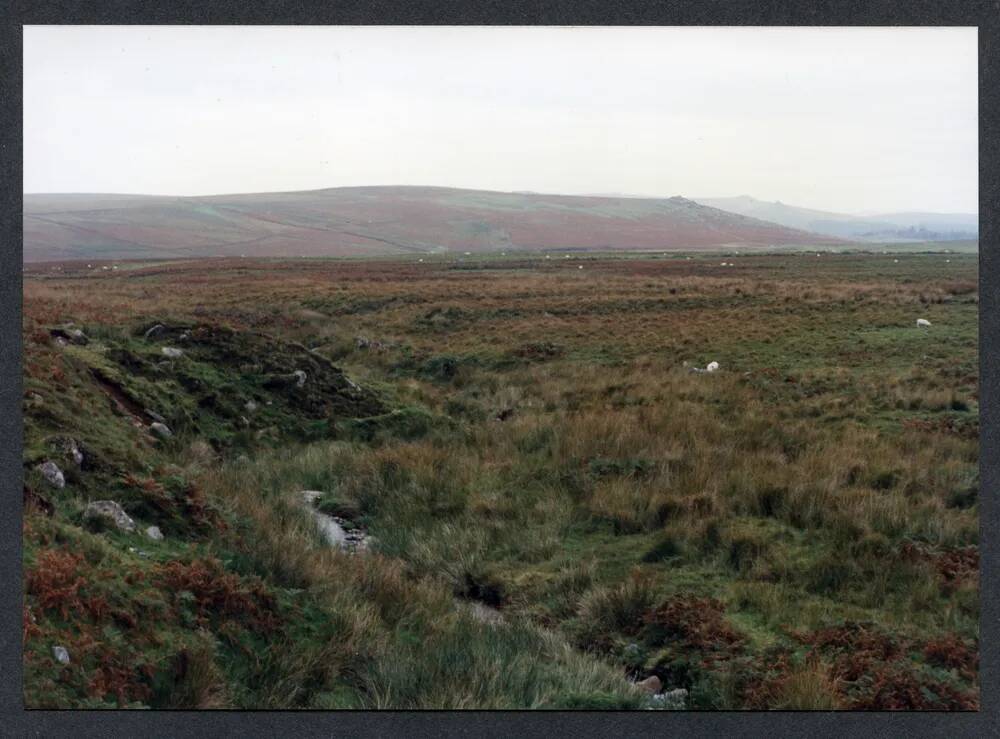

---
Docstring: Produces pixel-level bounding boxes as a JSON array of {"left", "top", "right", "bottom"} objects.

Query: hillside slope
[
  {"left": 23, "top": 186, "right": 845, "bottom": 262},
  {"left": 696, "top": 196, "right": 978, "bottom": 243}
]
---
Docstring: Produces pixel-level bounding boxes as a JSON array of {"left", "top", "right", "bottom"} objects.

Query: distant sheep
[
  {"left": 706, "top": 361, "right": 720, "bottom": 372},
  {"left": 916, "top": 318, "right": 931, "bottom": 327}
]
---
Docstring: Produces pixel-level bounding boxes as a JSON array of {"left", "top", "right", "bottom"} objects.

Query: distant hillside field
[
  {"left": 23, "top": 186, "right": 847, "bottom": 262},
  {"left": 695, "top": 196, "right": 978, "bottom": 243}
]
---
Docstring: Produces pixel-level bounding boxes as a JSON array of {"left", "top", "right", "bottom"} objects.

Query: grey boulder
[
  {"left": 38, "top": 461, "right": 65, "bottom": 489},
  {"left": 83, "top": 500, "right": 136, "bottom": 533},
  {"left": 150, "top": 422, "right": 173, "bottom": 439}
]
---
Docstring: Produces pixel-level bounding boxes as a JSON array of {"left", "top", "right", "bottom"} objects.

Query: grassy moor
[{"left": 21, "top": 250, "right": 978, "bottom": 710}]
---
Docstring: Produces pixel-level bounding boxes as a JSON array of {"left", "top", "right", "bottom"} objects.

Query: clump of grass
[
  {"left": 575, "top": 571, "right": 657, "bottom": 645},
  {"left": 768, "top": 659, "right": 843, "bottom": 710}
]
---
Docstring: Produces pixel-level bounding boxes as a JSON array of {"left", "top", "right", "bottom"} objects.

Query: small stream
[{"left": 298, "top": 490, "right": 370, "bottom": 552}]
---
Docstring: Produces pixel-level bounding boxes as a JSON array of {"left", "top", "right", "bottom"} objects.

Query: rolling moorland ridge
[
  {"left": 22, "top": 186, "right": 851, "bottom": 262},
  {"left": 693, "top": 196, "right": 978, "bottom": 243},
  {"left": 22, "top": 246, "right": 978, "bottom": 709}
]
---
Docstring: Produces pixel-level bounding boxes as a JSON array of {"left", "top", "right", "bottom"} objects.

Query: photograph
[{"left": 20, "top": 25, "right": 979, "bottom": 710}]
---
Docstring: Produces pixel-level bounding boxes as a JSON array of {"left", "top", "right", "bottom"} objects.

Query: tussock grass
[{"left": 23, "top": 253, "right": 979, "bottom": 708}]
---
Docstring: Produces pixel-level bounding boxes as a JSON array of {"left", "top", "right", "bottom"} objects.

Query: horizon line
[{"left": 21, "top": 184, "right": 978, "bottom": 218}]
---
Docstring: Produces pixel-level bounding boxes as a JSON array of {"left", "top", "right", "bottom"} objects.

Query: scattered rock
[
  {"left": 263, "top": 371, "right": 308, "bottom": 390},
  {"left": 244, "top": 400, "right": 258, "bottom": 413},
  {"left": 83, "top": 500, "right": 136, "bottom": 532},
  {"left": 149, "top": 422, "right": 173, "bottom": 439},
  {"left": 145, "top": 525, "right": 164, "bottom": 541},
  {"left": 52, "top": 646, "right": 70, "bottom": 665},
  {"left": 50, "top": 327, "right": 88, "bottom": 345},
  {"left": 706, "top": 361, "right": 720, "bottom": 372},
  {"left": 145, "top": 409, "right": 166, "bottom": 423},
  {"left": 38, "top": 461, "right": 65, "bottom": 489},
  {"left": 636, "top": 675, "right": 662, "bottom": 695},
  {"left": 161, "top": 347, "right": 184, "bottom": 359},
  {"left": 649, "top": 688, "right": 688, "bottom": 710},
  {"left": 143, "top": 324, "right": 166, "bottom": 340},
  {"left": 53, "top": 336, "right": 68, "bottom": 347},
  {"left": 68, "top": 440, "right": 84, "bottom": 467}
]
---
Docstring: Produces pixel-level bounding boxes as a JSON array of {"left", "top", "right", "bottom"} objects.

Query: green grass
[{"left": 22, "top": 251, "right": 979, "bottom": 709}]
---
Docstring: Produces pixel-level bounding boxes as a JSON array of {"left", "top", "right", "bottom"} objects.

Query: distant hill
[
  {"left": 695, "top": 195, "right": 977, "bottom": 243},
  {"left": 22, "top": 186, "right": 846, "bottom": 262}
]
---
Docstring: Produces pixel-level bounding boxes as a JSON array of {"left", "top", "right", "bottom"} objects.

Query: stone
[
  {"left": 293, "top": 370, "right": 307, "bottom": 387},
  {"left": 145, "top": 525, "right": 164, "bottom": 541},
  {"left": 83, "top": 500, "right": 136, "bottom": 533},
  {"left": 68, "top": 440, "right": 84, "bottom": 467},
  {"left": 52, "top": 646, "right": 70, "bottom": 665},
  {"left": 161, "top": 347, "right": 184, "bottom": 359},
  {"left": 150, "top": 422, "right": 173, "bottom": 439},
  {"left": 650, "top": 688, "right": 688, "bottom": 710},
  {"left": 636, "top": 675, "right": 662, "bottom": 695},
  {"left": 145, "top": 409, "right": 166, "bottom": 423},
  {"left": 38, "top": 461, "right": 65, "bottom": 489},
  {"left": 51, "top": 327, "right": 88, "bottom": 345},
  {"left": 244, "top": 400, "right": 258, "bottom": 413},
  {"left": 143, "top": 324, "right": 166, "bottom": 340}
]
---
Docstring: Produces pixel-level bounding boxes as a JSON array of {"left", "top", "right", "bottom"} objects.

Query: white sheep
[
  {"left": 916, "top": 319, "right": 931, "bottom": 327},
  {"left": 706, "top": 361, "right": 720, "bottom": 372}
]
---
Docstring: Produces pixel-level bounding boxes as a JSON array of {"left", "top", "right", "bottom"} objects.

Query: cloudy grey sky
[{"left": 24, "top": 26, "right": 977, "bottom": 214}]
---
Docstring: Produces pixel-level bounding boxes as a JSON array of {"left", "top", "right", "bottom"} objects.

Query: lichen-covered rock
[
  {"left": 145, "top": 525, "right": 164, "bottom": 541},
  {"left": 83, "top": 500, "right": 136, "bottom": 532},
  {"left": 161, "top": 347, "right": 184, "bottom": 359},
  {"left": 150, "top": 422, "right": 173, "bottom": 439},
  {"left": 52, "top": 646, "right": 70, "bottom": 665},
  {"left": 649, "top": 688, "right": 688, "bottom": 710},
  {"left": 38, "top": 461, "right": 65, "bottom": 489},
  {"left": 143, "top": 324, "right": 166, "bottom": 340}
]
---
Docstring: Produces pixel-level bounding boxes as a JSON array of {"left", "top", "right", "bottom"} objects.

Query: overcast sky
[{"left": 24, "top": 26, "right": 977, "bottom": 214}]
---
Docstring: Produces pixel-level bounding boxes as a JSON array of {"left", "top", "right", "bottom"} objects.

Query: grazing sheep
[{"left": 916, "top": 318, "right": 931, "bottom": 327}]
